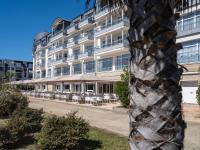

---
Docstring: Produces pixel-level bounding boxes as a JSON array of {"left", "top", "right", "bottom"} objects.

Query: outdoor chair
[
  {"left": 103, "top": 94, "right": 111, "bottom": 103},
  {"left": 55, "top": 93, "right": 61, "bottom": 100}
]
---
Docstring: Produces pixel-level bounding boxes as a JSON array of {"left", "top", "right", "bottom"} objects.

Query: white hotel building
[
  {"left": 32, "top": 2, "right": 129, "bottom": 95},
  {"left": 23, "top": 1, "right": 199, "bottom": 104}
]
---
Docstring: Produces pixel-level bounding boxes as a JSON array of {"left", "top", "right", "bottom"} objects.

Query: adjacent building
[
  {"left": 0, "top": 59, "right": 33, "bottom": 82},
  {"left": 176, "top": 4, "right": 200, "bottom": 104}
]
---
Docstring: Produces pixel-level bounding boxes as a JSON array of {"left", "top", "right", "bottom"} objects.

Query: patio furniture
[
  {"left": 72, "top": 94, "right": 82, "bottom": 102},
  {"left": 55, "top": 93, "right": 61, "bottom": 100},
  {"left": 103, "top": 94, "right": 111, "bottom": 103}
]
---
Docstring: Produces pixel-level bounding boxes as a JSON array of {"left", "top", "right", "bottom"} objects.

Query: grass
[{"left": 0, "top": 118, "right": 129, "bottom": 150}]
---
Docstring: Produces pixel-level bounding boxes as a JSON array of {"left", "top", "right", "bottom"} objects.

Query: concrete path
[
  {"left": 29, "top": 97, "right": 129, "bottom": 136},
  {"left": 29, "top": 97, "right": 200, "bottom": 150}
]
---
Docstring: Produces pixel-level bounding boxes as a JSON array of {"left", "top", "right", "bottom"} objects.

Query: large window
[
  {"left": 115, "top": 54, "right": 129, "bottom": 70},
  {"left": 84, "top": 61, "right": 95, "bottom": 73},
  {"left": 98, "top": 58, "right": 113, "bottom": 72},
  {"left": 54, "top": 68, "right": 61, "bottom": 77},
  {"left": 177, "top": 40, "right": 200, "bottom": 64},
  {"left": 177, "top": 10, "right": 200, "bottom": 33},
  {"left": 73, "top": 63, "right": 82, "bottom": 75},
  {"left": 63, "top": 66, "right": 70, "bottom": 76}
]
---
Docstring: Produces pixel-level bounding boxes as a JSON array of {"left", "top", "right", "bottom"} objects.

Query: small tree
[
  {"left": 114, "top": 68, "right": 129, "bottom": 107},
  {"left": 37, "top": 112, "right": 89, "bottom": 150},
  {"left": 12, "top": 108, "right": 43, "bottom": 133},
  {"left": 196, "top": 86, "right": 200, "bottom": 106},
  {"left": 0, "top": 87, "right": 28, "bottom": 118}
]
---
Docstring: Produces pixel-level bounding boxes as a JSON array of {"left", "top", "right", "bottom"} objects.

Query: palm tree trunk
[{"left": 128, "top": 1, "right": 186, "bottom": 149}]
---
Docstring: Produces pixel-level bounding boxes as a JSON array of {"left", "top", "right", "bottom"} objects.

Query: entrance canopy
[{"left": 10, "top": 74, "right": 120, "bottom": 85}]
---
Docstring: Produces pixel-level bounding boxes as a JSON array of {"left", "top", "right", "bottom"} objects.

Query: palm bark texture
[
  {"left": 85, "top": 0, "right": 199, "bottom": 150},
  {"left": 127, "top": 1, "right": 186, "bottom": 149}
]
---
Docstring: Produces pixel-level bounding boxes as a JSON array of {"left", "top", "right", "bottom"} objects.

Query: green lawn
[{"left": 0, "top": 119, "right": 129, "bottom": 150}]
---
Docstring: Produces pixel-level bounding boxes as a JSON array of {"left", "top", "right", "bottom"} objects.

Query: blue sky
[{"left": 0, "top": 0, "right": 94, "bottom": 61}]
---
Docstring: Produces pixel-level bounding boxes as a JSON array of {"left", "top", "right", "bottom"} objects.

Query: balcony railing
[
  {"left": 177, "top": 21, "right": 200, "bottom": 37},
  {"left": 95, "top": 18, "right": 129, "bottom": 37},
  {"left": 48, "top": 45, "right": 65, "bottom": 54},
  {"left": 95, "top": 39, "right": 128, "bottom": 54},
  {"left": 79, "top": 48, "right": 94, "bottom": 59},
  {"left": 51, "top": 58, "right": 67, "bottom": 66},
  {"left": 77, "top": 32, "right": 94, "bottom": 43},
  {"left": 67, "top": 24, "right": 79, "bottom": 34},
  {"left": 79, "top": 17, "right": 94, "bottom": 28},
  {"left": 67, "top": 38, "right": 78, "bottom": 48},
  {"left": 95, "top": 6, "right": 109, "bottom": 19}
]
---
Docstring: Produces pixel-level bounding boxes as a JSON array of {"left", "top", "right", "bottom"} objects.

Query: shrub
[
  {"left": 0, "top": 87, "right": 28, "bottom": 118},
  {"left": 12, "top": 108, "right": 43, "bottom": 133},
  {"left": 114, "top": 68, "right": 129, "bottom": 107},
  {"left": 7, "top": 116, "right": 28, "bottom": 143},
  {"left": 37, "top": 112, "right": 89, "bottom": 150},
  {"left": 196, "top": 86, "right": 200, "bottom": 106},
  {"left": 0, "top": 126, "right": 11, "bottom": 147}
]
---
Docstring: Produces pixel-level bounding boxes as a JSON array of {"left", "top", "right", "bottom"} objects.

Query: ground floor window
[
  {"left": 63, "top": 84, "right": 70, "bottom": 92},
  {"left": 99, "top": 83, "right": 113, "bottom": 94},
  {"left": 73, "top": 84, "right": 81, "bottom": 93},
  {"left": 56, "top": 85, "right": 61, "bottom": 91},
  {"left": 85, "top": 83, "right": 95, "bottom": 92}
]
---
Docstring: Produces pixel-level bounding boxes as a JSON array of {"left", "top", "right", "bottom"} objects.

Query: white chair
[{"left": 103, "top": 94, "right": 111, "bottom": 103}]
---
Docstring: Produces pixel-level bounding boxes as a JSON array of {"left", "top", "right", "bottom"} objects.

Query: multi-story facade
[
  {"left": 31, "top": 1, "right": 200, "bottom": 104},
  {"left": 0, "top": 59, "right": 33, "bottom": 82},
  {"left": 32, "top": 1, "right": 129, "bottom": 94},
  {"left": 176, "top": 3, "right": 200, "bottom": 104}
]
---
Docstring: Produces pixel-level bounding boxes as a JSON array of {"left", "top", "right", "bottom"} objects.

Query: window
[
  {"left": 99, "top": 83, "right": 114, "bottom": 94},
  {"left": 84, "top": 61, "right": 95, "bottom": 73},
  {"left": 177, "top": 40, "right": 200, "bottom": 64},
  {"left": 177, "top": 10, "right": 200, "bottom": 33},
  {"left": 63, "top": 66, "right": 70, "bottom": 75},
  {"left": 98, "top": 58, "right": 112, "bottom": 72},
  {"left": 63, "top": 84, "right": 70, "bottom": 92},
  {"left": 115, "top": 54, "right": 129, "bottom": 70},
  {"left": 73, "top": 63, "right": 82, "bottom": 75},
  {"left": 47, "top": 69, "right": 51, "bottom": 78},
  {"left": 54, "top": 68, "right": 61, "bottom": 76}
]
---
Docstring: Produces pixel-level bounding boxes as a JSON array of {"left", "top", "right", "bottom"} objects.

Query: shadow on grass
[
  {"left": 79, "top": 139, "right": 102, "bottom": 150},
  {"left": 1, "top": 135, "right": 35, "bottom": 150}
]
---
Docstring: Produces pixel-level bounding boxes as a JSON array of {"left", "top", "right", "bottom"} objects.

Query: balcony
[
  {"left": 95, "top": 39, "right": 129, "bottom": 55},
  {"left": 67, "top": 38, "right": 78, "bottom": 48},
  {"left": 54, "top": 72, "right": 62, "bottom": 77},
  {"left": 95, "top": 18, "right": 129, "bottom": 37},
  {"left": 36, "top": 63, "right": 45, "bottom": 69},
  {"left": 51, "top": 58, "right": 67, "bottom": 66},
  {"left": 48, "top": 45, "right": 66, "bottom": 55},
  {"left": 67, "top": 54, "right": 79, "bottom": 62},
  {"left": 177, "top": 22, "right": 200, "bottom": 37},
  {"left": 79, "top": 49, "right": 94, "bottom": 59},
  {"left": 79, "top": 17, "right": 95, "bottom": 28},
  {"left": 95, "top": 6, "right": 109, "bottom": 20},
  {"left": 67, "top": 24, "right": 79, "bottom": 34},
  {"left": 77, "top": 32, "right": 94, "bottom": 44},
  {"left": 51, "top": 31, "right": 65, "bottom": 42}
]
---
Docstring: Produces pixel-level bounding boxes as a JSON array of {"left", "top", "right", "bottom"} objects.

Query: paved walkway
[
  {"left": 29, "top": 97, "right": 200, "bottom": 150},
  {"left": 29, "top": 97, "right": 129, "bottom": 136}
]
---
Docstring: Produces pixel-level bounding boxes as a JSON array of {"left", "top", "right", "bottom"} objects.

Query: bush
[
  {"left": 0, "top": 126, "right": 11, "bottom": 147},
  {"left": 114, "top": 68, "right": 129, "bottom": 107},
  {"left": 12, "top": 108, "right": 43, "bottom": 133},
  {"left": 196, "top": 86, "right": 200, "bottom": 106},
  {"left": 37, "top": 112, "right": 89, "bottom": 150},
  {"left": 0, "top": 87, "right": 28, "bottom": 118},
  {"left": 7, "top": 116, "right": 28, "bottom": 143}
]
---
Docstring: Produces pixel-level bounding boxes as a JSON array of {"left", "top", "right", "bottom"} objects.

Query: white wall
[{"left": 182, "top": 86, "right": 198, "bottom": 104}]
